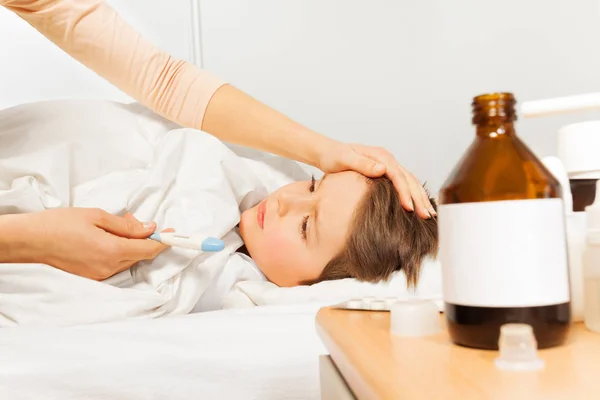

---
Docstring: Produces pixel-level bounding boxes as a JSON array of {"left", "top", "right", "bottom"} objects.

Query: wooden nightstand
[{"left": 316, "top": 307, "right": 600, "bottom": 400}]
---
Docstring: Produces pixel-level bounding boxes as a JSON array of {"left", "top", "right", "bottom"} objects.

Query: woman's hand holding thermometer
[{"left": 148, "top": 232, "right": 225, "bottom": 252}]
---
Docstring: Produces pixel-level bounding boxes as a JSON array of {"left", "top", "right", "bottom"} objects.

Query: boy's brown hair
[{"left": 306, "top": 176, "right": 438, "bottom": 288}]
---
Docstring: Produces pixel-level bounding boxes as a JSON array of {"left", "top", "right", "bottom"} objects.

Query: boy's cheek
[
  {"left": 262, "top": 234, "right": 301, "bottom": 265},
  {"left": 239, "top": 209, "right": 255, "bottom": 233}
]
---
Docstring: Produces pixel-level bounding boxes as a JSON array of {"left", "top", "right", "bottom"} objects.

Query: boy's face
[{"left": 239, "top": 171, "right": 368, "bottom": 287}]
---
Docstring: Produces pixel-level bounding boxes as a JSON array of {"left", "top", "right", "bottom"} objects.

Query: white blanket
[
  {"left": 0, "top": 100, "right": 309, "bottom": 327},
  {"left": 0, "top": 304, "right": 328, "bottom": 400}
]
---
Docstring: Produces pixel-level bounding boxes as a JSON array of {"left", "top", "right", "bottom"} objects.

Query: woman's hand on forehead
[{"left": 316, "top": 142, "right": 436, "bottom": 219}]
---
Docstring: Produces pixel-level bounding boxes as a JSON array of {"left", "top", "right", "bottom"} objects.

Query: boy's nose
[{"left": 277, "top": 192, "right": 314, "bottom": 217}]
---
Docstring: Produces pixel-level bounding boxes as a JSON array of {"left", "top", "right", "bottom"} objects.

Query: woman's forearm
[
  {"left": 202, "top": 84, "right": 338, "bottom": 167},
  {"left": 2, "top": 0, "right": 224, "bottom": 131},
  {"left": 2, "top": 0, "right": 337, "bottom": 167},
  {"left": 0, "top": 214, "right": 37, "bottom": 264}
]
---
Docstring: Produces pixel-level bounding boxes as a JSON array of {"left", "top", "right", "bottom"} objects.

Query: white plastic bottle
[
  {"left": 583, "top": 180, "right": 600, "bottom": 333},
  {"left": 543, "top": 156, "right": 587, "bottom": 322}
]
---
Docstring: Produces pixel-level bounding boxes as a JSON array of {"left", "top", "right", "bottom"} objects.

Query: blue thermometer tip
[{"left": 202, "top": 237, "right": 225, "bottom": 252}]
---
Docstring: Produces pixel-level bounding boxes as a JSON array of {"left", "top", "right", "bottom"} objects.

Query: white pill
[
  {"left": 361, "top": 296, "right": 376, "bottom": 307},
  {"left": 370, "top": 300, "right": 387, "bottom": 310},
  {"left": 346, "top": 299, "right": 363, "bottom": 309}
]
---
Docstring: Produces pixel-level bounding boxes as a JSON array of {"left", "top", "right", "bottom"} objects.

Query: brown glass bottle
[{"left": 438, "top": 93, "right": 571, "bottom": 350}]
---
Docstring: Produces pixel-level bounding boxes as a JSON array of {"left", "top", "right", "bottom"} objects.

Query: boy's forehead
[{"left": 316, "top": 172, "right": 367, "bottom": 246}]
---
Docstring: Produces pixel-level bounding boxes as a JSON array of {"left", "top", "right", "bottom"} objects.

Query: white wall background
[
  {"left": 0, "top": 0, "right": 194, "bottom": 107},
  {"left": 3, "top": 0, "right": 600, "bottom": 193},
  {"left": 200, "top": 0, "right": 600, "bottom": 193}
]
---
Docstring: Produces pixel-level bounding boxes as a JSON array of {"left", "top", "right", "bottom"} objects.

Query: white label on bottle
[{"left": 439, "top": 198, "right": 570, "bottom": 307}]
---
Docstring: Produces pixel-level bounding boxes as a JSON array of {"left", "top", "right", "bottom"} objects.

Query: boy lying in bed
[
  {"left": 123, "top": 169, "right": 438, "bottom": 290},
  {"left": 0, "top": 101, "right": 437, "bottom": 326},
  {"left": 237, "top": 171, "right": 438, "bottom": 289}
]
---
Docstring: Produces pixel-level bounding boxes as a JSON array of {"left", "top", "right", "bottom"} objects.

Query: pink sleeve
[{"left": 1, "top": 0, "right": 226, "bottom": 130}]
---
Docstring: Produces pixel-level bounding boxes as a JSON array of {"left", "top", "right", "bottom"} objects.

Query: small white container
[
  {"left": 583, "top": 180, "right": 600, "bottom": 333},
  {"left": 558, "top": 121, "right": 600, "bottom": 181},
  {"left": 494, "top": 324, "right": 545, "bottom": 372},
  {"left": 555, "top": 122, "right": 600, "bottom": 323},
  {"left": 543, "top": 156, "right": 585, "bottom": 321},
  {"left": 567, "top": 211, "right": 587, "bottom": 322},
  {"left": 390, "top": 300, "right": 441, "bottom": 337},
  {"left": 522, "top": 98, "right": 600, "bottom": 326}
]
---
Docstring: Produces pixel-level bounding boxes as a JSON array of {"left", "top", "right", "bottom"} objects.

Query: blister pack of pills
[{"left": 333, "top": 296, "right": 405, "bottom": 311}]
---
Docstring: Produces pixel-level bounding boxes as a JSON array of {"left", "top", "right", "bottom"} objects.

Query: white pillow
[{"left": 225, "top": 257, "right": 443, "bottom": 310}]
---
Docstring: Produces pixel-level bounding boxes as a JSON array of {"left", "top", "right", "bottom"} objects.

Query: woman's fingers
[
  {"left": 395, "top": 168, "right": 435, "bottom": 218},
  {"left": 349, "top": 145, "right": 413, "bottom": 210},
  {"left": 407, "top": 174, "right": 432, "bottom": 218},
  {"left": 315, "top": 141, "right": 435, "bottom": 218},
  {"left": 352, "top": 145, "right": 434, "bottom": 217},
  {"left": 120, "top": 213, "right": 173, "bottom": 261},
  {"left": 97, "top": 211, "right": 171, "bottom": 269},
  {"left": 348, "top": 152, "right": 386, "bottom": 177},
  {"left": 124, "top": 212, "right": 174, "bottom": 235},
  {"left": 117, "top": 236, "right": 169, "bottom": 264},
  {"left": 93, "top": 209, "right": 156, "bottom": 239},
  {"left": 419, "top": 182, "right": 437, "bottom": 217},
  {"left": 328, "top": 143, "right": 386, "bottom": 178},
  {"left": 384, "top": 165, "right": 415, "bottom": 212},
  {"left": 114, "top": 226, "right": 174, "bottom": 271}
]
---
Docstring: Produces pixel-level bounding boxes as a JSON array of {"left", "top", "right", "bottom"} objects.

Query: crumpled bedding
[{"left": 0, "top": 99, "right": 309, "bottom": 327}]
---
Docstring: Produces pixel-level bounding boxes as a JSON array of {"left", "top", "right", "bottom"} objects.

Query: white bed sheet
[{"left": 0, "top": 303, "right": 328, "bottom": 400}]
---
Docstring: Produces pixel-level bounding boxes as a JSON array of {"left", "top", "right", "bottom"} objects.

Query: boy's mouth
[{"left": 257, "top": 200, "right": 267, "bottom": 229}]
